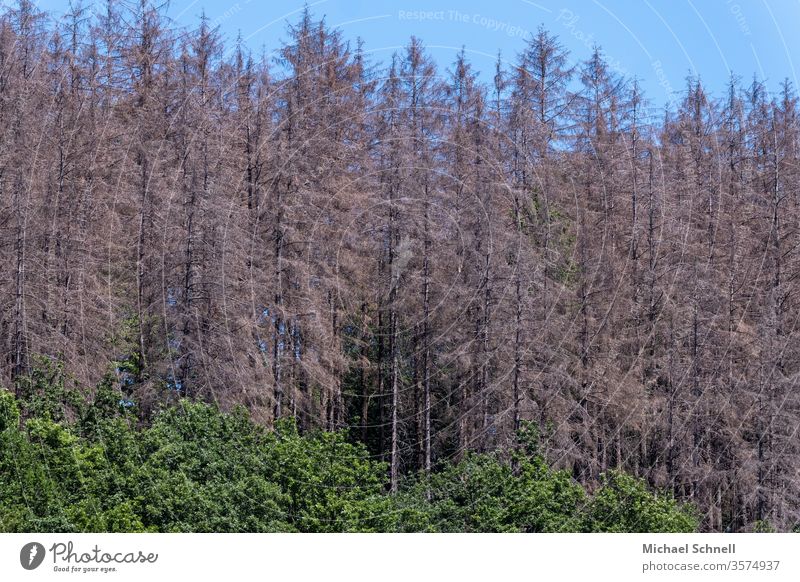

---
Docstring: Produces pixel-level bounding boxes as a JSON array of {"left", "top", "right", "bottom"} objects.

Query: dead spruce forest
[{"left": 1, "top": 1, "right": 800, "bottom": 533}]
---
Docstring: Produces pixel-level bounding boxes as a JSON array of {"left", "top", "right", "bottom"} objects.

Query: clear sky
[{"left": 31, "top": 0, "right": 800, "bottom": 107}]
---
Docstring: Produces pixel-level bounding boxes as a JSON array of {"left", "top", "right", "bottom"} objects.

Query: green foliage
[
  {"left": 752, "top": 520, "right": 776, "bottom": 533},
  {"left": 14, "top": 356, "right": 84, "bottom": 423},
  {"left": 109, "top": 314, "right": 145, "bottom": 377},
  {"left": 267, "top": 420, "right": 394, "bottom": 532},
  {"left": 395, "top": 452, "right": 585, "bottom": 532},
  {"left": 0, "top": 388, "right": 19, "bottom": 431},
  {"left": 133, "top": 402, "right": 290, "bottom": 532},
  {"left": 0, "top": 386, "right": 391, "bottom": 533},
  {"left": 0, "top": 380, "right": 699, "bottom": 533},
  {"left": 580, "top": 471, "right": 698, "bottom": 533},
  {"left": 554, "top": 258, "right": 580, "bottom": 286}
]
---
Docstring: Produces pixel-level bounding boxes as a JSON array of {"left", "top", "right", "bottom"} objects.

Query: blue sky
[{"left": 31, "top": 0, "right": 800, "bottom": 107}]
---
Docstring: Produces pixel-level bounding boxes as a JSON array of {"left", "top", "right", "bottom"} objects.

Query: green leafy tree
[
  {"left": 581, "top": 471, "right": 698, "bottom": 532},
  {"left": 395, "top": 453, "right": 586, "bottom": 532},
  {"left": 0, "top": 382, "right": 699, "bottom": 533},
  {"left": 266, "top": 420, "right": 394, "bottom": 532},
  {"left": 0, "top": 389, "right": 19, "bottom": 431}
]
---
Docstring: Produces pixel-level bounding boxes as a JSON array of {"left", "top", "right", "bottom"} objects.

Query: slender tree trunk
[
  {"left": 13, "top": 178, "right": 27, "bottom": 384},
  {"left": 422, "top": 183, "right": 431, "bottom": 475},
  {"left": 360, "top": 302, "right": 369, "bottom": 443},
  {"left": 273, "top": 182, "right": 285, "bottom": 420},
  {"left": 390, "top": 307, "right": 399, "bottom": 492},
  {"left": 136, "top": 155, "right": 148, "bottom": 370}
]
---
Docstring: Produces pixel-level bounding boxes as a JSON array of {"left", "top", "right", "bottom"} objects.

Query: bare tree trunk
[
  {"left": 273, "top": 183, "right": 285, "bottom": 420},
  {"left": 390, "top": 307, "right": 399, "bottom": 492},
  {"left": 136, "top": 155, "right": 148, "bottom": 370},
  {"left": 13, "top": 177, "right": 27, "bottom": 384},
  {"left": 422, "top": 184, "right": 432, "bottom": 475}
]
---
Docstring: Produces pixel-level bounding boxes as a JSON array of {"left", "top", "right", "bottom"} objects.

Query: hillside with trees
[{"left": 0, "top": 1, "right": 798, "bottom": 532}]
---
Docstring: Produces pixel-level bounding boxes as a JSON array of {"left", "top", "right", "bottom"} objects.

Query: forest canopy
[
  {"left": 0, "top": 0, "right": 798, "bottom": 531},
  {"left": 0, "top": 383, "right": 696, "bottom": 532}
]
